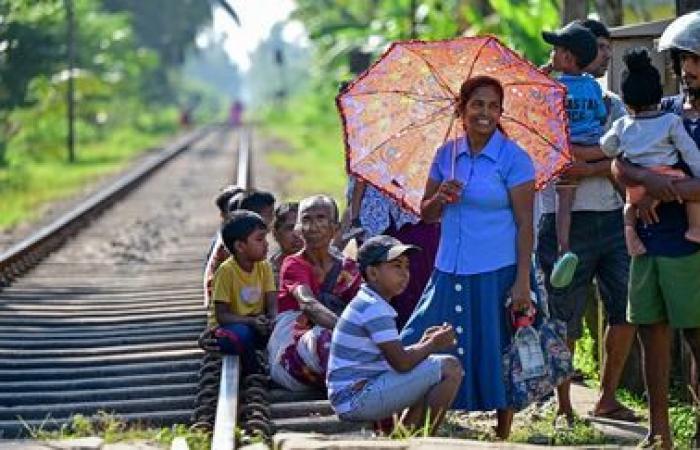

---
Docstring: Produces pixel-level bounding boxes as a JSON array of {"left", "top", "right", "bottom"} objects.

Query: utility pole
[{"left": 65, "top": 0, "right": 76, "bottom": 163}]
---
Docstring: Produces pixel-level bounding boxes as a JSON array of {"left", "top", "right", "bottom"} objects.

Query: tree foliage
[
  {"left": 100, "top": 0, "right": 213, "bottom": 101},
  {"left": 291, "top": 0, "right": 557, "bottom": 78},
  {"left": 0, "top": 0, "right": 217, "bottom": 166}
]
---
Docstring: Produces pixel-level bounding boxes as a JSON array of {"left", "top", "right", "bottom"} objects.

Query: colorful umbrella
[{"left": 337, "top": 35, "right": 571, "bottom": 215}]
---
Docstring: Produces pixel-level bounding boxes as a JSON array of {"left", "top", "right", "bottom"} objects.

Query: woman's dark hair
[
  {"left": 621, "top": 47, "right": 663, "bottom": 111},
  {"left": 455, "top": 76, "right": 504, "bottom": 116},
  {"left": 220, "top": 210, "right": 267, "bottom": 255},
  {"left": 274, "top": 202, "right": 299, "bottom": 231}
]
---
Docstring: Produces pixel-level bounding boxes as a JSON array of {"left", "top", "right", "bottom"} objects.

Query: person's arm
[
  {"left": 571, "top": 144, "right": 609, "bottom": 162},
  {"left": 564, "top": 158, "right": 613, "bottom": 178},
  {"left": 214, "top": 302, "right": 256, "bottom": 326},
  {"left": 293, "top": 285, "right": 338, "bottom": 329},
  {"left": 611, "top": 158, "right": 682, "bottom": 202},
  {"left": 421, "top": 147, "right": 460, "bottom": 223},
  {"left": 421, "top": 178, "right": 462, "bottom": 223},
  {"left": 509, "top": 180, "right": 534, "bottom": 311},
  {"left": 377, "top": 325, "right": 456, "bottom": 372},
  {"left": 421, "top": 178, "right": 445, "bottom": 223},
  {"left": 349, "top": 178, "right": 367, "bottom": 224},
  {"left": 262, "top": 263, "right": 277, "bottom": 320},
  {"left": 264, "top": 291, "right": 277, "bottom": 321}
]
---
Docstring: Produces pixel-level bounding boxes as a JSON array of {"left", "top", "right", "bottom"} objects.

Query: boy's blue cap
[
  {"left": 542, "top": 22, "right": 598, "bottom": 69},
  {"left": 357, "top": 235, "right": 419, "bottom": 271}
]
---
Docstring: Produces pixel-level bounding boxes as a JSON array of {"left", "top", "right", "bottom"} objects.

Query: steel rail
[
  {"left": 0, "top": 127, "right": 211, "bottom": 288},
  {"left": 212, "top": 126, "right": 252, "bottom": 450}
]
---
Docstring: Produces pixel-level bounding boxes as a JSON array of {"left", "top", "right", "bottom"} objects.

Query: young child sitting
[
  {"left": 542, "top": 22, "right": 606, "bottom": 288},
  {"left": 204, "top": 189, "right": 277, "bottom": 307},
  {"left": 600, "top": 47, "right": 700, "bottom": 255},
  {"left": 211, "top": 210, "right": 277, "bottom": 374},
  {"left": 327, "top": 235, "right": 463, "bottom": 433}
]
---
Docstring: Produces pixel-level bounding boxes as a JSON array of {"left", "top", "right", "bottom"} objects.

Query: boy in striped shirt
[{"left": 327, "top": 235, "right": 463, "bottom": 433}]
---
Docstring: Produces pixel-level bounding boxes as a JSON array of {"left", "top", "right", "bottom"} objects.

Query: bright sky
[{"left": 211, "top": 0, "right": 306, "bottom": 72}]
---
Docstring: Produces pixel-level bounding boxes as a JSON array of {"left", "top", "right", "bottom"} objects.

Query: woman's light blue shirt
[{"left": 428, "top": 129, "right": 535, "bottom": 275}]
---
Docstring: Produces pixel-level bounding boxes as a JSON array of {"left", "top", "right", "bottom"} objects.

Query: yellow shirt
[{"left": 211, "top": 257, "right": 275, "bottom": 325}]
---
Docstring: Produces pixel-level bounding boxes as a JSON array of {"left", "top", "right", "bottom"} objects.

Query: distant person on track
[
  {"left": 230, "top": 100, "right": 244, "bottom": 127},
  {"left": 328, "top": 235, "right": 462, "bottom": 433},
  {"left": 268, "top": 195, "right": 361, "bottom": 391},
  {"left": 210, "top": 210, "right": 277, "bottom": 375},
  {"left": 269, "top": 202, "right": 304, "bottom": 287}
]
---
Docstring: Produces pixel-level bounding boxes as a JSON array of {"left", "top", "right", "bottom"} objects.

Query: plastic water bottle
[{"left": 514, "top": 325, "right": 547, "bottom": 380}]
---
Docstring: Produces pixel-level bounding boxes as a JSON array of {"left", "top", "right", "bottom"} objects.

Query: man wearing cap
[
  {"left": 327, "top": 235, "right": 462, "bottom": 433},
  {"left": 537, "top": 19, "right": 640, "bottom": 425}
]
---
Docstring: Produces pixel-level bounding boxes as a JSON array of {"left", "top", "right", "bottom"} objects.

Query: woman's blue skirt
[{"left": 400, "top": 265, "right": 516, "bottom": 411}]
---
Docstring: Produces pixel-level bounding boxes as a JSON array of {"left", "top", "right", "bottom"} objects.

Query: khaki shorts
[{"left": 628, "top": 251, "right": 700, "bottom": 328}]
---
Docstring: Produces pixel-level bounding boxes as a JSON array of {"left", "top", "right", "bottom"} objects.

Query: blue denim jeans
[{"left": 337, "top": 355, "right": 445, "bottom": 422}]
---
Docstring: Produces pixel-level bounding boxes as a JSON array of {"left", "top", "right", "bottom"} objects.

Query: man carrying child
[{"left": 537, "top": 19, "right": 638, "bottom": 425}]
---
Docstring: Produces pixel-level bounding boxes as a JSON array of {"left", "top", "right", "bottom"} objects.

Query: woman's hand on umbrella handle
[{"left": 437, "top": 180, "right": 463, "bottom": 204}]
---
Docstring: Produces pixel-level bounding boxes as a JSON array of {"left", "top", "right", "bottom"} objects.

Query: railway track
[
  {"left": 0, "top": 126, "right": 235, "bottom": 438},
  {"left": 0, "top": 124, "right": 369, "bottom": 447},
  {"left": 206, "top": 131, "right": 371, "bottom": 450}
]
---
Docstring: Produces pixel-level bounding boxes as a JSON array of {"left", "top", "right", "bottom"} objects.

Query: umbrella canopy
[{"left": 338, "top": 35, "right": 571, "bottom": 215}]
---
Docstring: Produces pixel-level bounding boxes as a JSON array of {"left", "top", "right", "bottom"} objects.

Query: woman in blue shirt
[{"left": 401, "top": 76, "right": 535, "bottom": 439}]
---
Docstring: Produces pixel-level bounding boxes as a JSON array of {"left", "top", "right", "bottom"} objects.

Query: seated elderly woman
[{"left": 268, "top": 194, "right": 361, "bottom": 391}]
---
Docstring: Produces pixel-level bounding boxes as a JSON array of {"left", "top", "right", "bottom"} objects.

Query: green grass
[
  {"left": 509, "top": 410, "right": 610, "bottom": 446},
  {"left": 0, "top": 127, "right": 171, "bottom": 230},
  {"left": 260, "top": 92, "right": 347, "bottom": 204},
  {"left": 22, "top": 413, "right": 210, "bottom": 449}
]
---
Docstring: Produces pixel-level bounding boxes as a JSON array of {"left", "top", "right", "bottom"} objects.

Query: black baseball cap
[
  {"left": 357, "top": 235, "right": 419, "bottom": 272},
  {"left": 542, "top": 22, "right": 598, "bottom": 69}
]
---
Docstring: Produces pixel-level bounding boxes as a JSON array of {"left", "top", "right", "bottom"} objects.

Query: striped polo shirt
[{"left": 327, "top": 284, "right": 399, "bottom": 415}]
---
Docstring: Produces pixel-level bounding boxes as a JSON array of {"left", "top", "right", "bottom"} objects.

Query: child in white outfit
[{"left": 600, "top": 48, "right": 700, "bottom": 255}]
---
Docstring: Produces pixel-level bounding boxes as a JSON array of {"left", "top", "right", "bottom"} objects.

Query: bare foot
[
  {"left": 625, "top": 225, "right": 647, "bottom": 256},
  {"left": 685, "top": 228, "right": 700, "bottom": 243}
]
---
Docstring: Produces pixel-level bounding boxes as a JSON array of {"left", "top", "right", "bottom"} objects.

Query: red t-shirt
[{"left": 277, "top": 253, "right": 361, "bottom": 314}]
